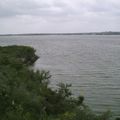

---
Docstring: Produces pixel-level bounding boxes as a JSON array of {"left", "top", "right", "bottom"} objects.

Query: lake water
[{"left": 0, "top": 35, "right": 120, "bottom": 117}]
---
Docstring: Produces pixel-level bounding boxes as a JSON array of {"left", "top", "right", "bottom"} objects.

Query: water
[{"left": 0, "top": 35, "right": 120, "bottom": 117}]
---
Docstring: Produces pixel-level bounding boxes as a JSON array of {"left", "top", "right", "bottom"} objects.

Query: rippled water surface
[{"left": 0, "top": 35, "right": 120, "bottom": 117}]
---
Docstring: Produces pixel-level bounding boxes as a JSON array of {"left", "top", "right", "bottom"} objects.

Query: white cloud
[{"left": 0, "top": 0, "right": 120, "bottom": 33}]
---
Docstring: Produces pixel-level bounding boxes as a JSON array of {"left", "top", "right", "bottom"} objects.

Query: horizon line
[{"left": 0, "top": 31, "right": 120, "bottom": 36}]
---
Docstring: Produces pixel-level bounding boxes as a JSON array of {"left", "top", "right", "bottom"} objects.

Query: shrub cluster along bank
[{"left": 0, "top": 45, "right": 113, "bottom": 120}]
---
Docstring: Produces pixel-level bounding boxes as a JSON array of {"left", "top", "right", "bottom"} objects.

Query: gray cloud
[
  {"left": 0, "top": 0, "right": 120, "bottom": 18},
  {"left": 0, "top": 0, "right": 75, "bottom": 17},
  {"left": 0, "top": 0, "right": 120, "bottom": 33}
]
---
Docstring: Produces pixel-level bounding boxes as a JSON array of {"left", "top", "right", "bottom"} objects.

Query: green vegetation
[{"left": 0, "top": 45, "right": 113, "bottom": 120}]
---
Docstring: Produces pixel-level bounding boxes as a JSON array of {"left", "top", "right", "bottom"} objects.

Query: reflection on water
[{"left": 0, "top": 35, "right": 120, "bottom": 117}]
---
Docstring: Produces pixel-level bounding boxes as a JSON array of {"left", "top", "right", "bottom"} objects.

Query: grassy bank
[{"left": 0, "top": 45, "right": 114, "bottom": 120}]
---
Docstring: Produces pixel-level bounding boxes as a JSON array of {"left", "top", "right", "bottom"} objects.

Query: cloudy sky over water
[{"left": 0, "top": 0, "right": 120, "bottom": 34}]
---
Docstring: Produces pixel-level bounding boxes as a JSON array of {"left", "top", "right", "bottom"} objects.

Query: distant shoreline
[{"left": 0, "top": 32, "right": 120, "bottom": 36}]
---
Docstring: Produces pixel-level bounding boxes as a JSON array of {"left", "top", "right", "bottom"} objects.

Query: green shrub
[{"left": 0, "top": 45, "right": 114, "bottom": 120}]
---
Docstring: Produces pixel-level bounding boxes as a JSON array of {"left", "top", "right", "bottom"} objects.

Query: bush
[{"left": 0, "top": 46, "right": 113, "bottom": 120}]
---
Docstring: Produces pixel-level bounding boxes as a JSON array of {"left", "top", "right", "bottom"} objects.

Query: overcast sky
[{"left": 0, "top": 0, "right": 120, "bottom": 34}]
